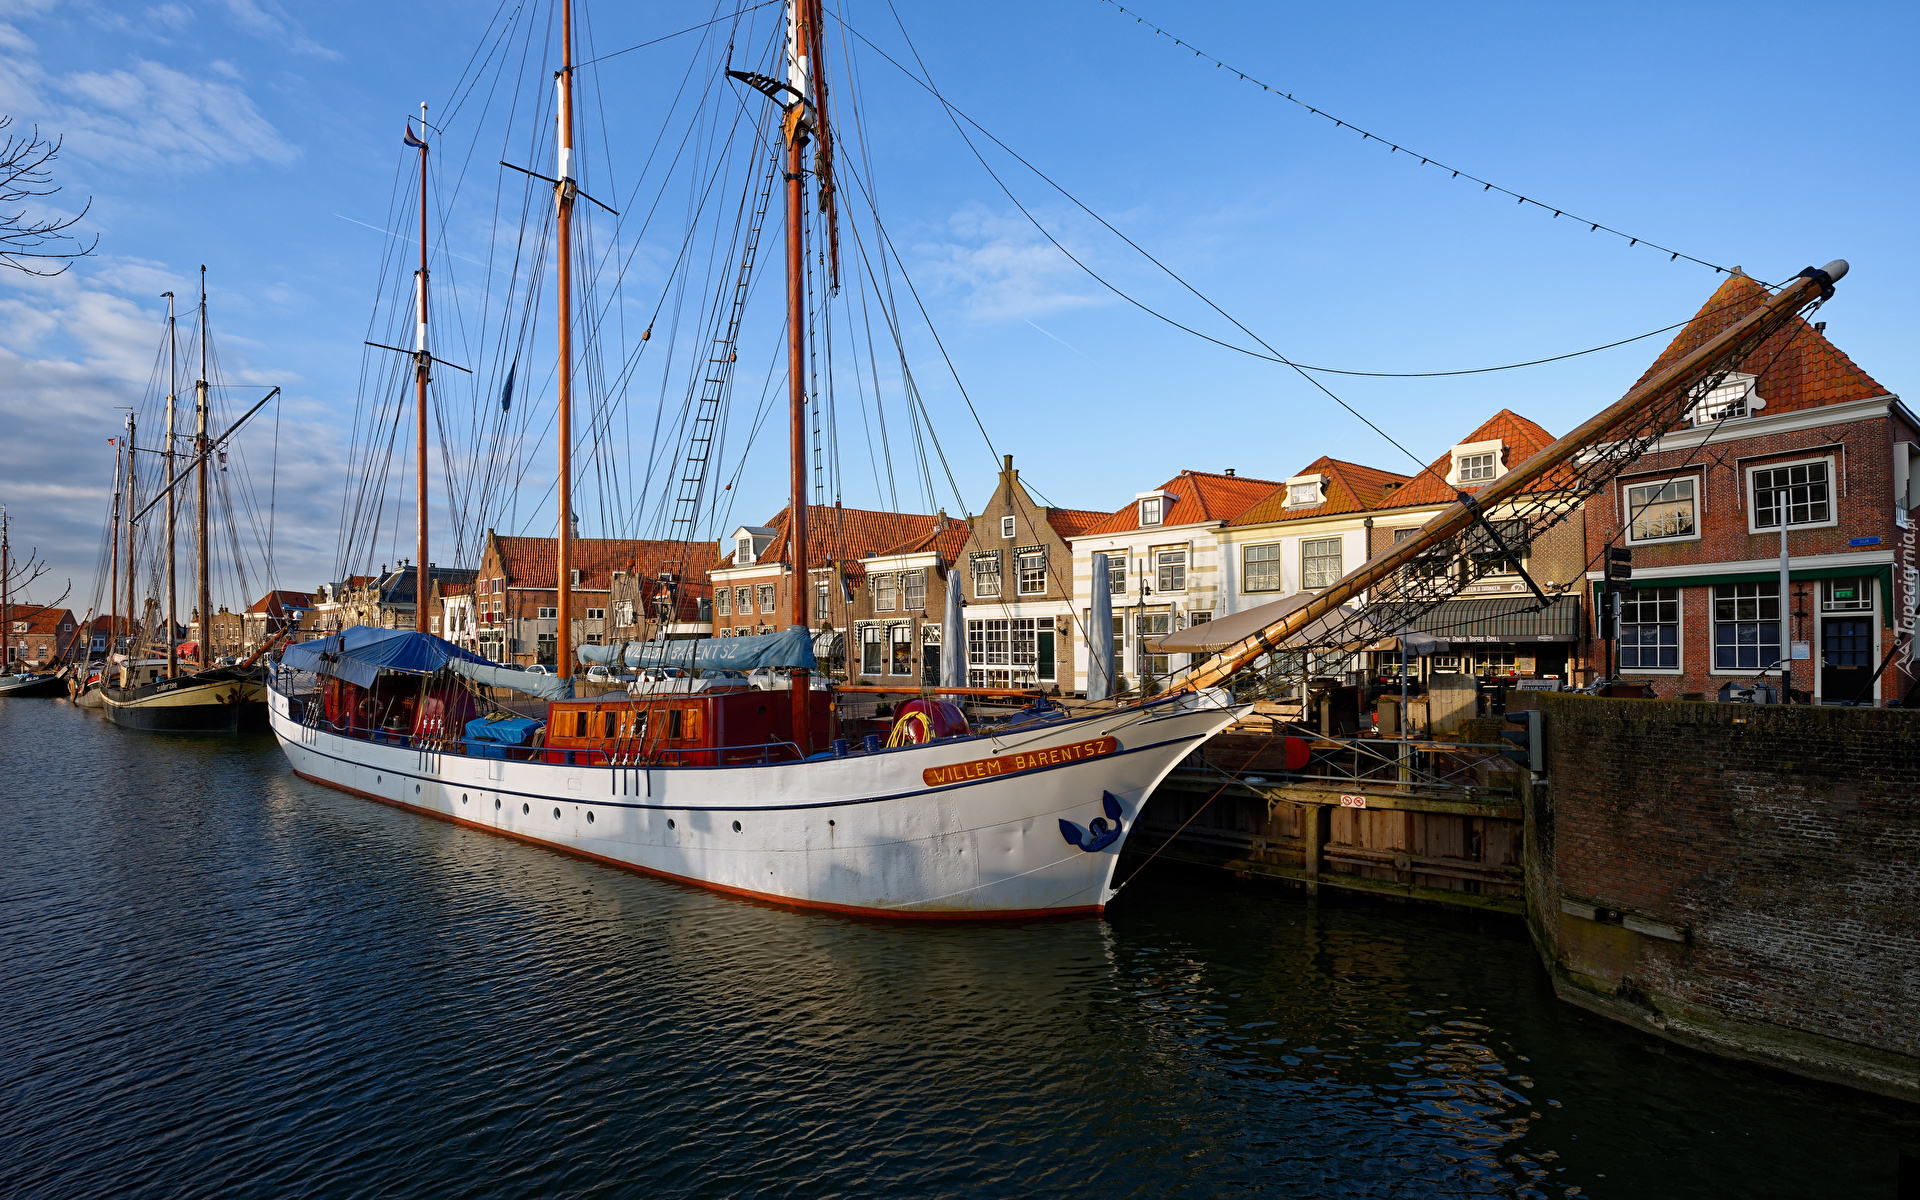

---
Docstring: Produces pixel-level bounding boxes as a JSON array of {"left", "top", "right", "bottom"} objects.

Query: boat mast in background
[
  {"left": 412, "top": 104, "right": 431, "bottom": 634},
  {"left": 123, "top": 408, "right": 136, "bottom": 655},
  {"left": 783, "top": 0, "right": 819, "bottom": 751},
  {"left": 2, "top": 508, "right": 8, "bottom": 667},
  {"left": 164, "top": 291, "right": 178, "bottom": 676},
  {"left": 107, "top": 438, "right": 121, "bottom": 654},
  {"left": 196, "top": 266, "right": 211, "bottom": 660},
  {"left": 553, "top": 0, "right": 577, "bottom": 681}
]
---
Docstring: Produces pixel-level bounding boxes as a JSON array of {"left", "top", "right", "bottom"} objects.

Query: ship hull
[
  {"left": 268, "top": 683, "right": 1242, "bottom": 918},
  {"left": 105, "top": 675, "right": 269, "bottom": 733},
  {"left": 0, "top": 673, "right": 66, "bottom": 698}
]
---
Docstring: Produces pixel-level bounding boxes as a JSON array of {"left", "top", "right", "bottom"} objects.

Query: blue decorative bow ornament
[{"left": 1059, "top": 792, "right": 1126, "bottom": 853}]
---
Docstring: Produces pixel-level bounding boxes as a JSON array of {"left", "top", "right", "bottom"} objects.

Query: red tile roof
[
  {"left": 248, "top": 589, "right": 314, "bottom": 615},
  {"left": 1078, "top": 469, "right": 1287, "bottom": 536},
  {"left": 1045, "top": 508, "right": 1110, "bottom": 539},
  {"left": 1387, "top": 410, "right": 1558, "bottom": 507},
  {"left": 1627, "top": 270, "right": 1889, "bottom": 416},
  {"left": 7, "top": 607, "right": 76, "bottom": 636},
  {"left": 1228, "top": 456, "right": 1414, "bottom": 527},
  {"left": 740, "top": 505, "right": 968, "bottom": 568},
  {"left": 490, "top": 536, "right": 721, "bottom": 592}
]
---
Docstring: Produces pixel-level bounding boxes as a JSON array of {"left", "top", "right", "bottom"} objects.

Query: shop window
[
  {"left": 1713, "top": 581, "right": 1780, "bottom": 670},
  {"left": 1620, "top": 587, "right": 1680, "bottom": 670}
]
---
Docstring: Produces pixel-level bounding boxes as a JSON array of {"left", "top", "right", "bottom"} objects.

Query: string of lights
[{"left": 1094, "top": 0, "right": 1735, "bottom": 276}]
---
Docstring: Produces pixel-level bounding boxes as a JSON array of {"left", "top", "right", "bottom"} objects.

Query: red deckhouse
[{"left": 1586, "top": 270, "right": 1918, "bottom": 704}]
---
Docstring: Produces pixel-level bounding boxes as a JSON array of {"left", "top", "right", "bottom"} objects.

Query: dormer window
[
  {"left": 1139, "top": 497, "right": 1163, "bottom": 526},
  {"left": 1449, "top": 440, "right": 1505, "bottom": 486},
  {"left": 1457, "top": 453, "right": 1497, "bottom": 482},
  {"left": 1691, "top": 372, "right": 1764, "bottom": 424},
  {"left": 737, "top": 536, "right": 755, "bottom": 564},
  {"left": 570, "top": 569, "right": 582, "bottom": 587}
]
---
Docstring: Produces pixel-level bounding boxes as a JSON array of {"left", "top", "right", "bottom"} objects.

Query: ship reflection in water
[{"left": 3, "top": 701, "right": 1911, "bottom": 1199}]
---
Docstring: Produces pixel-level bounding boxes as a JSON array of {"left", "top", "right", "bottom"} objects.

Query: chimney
[{"left": 1224, "top": 468, "right": 1236, "bottom": 477}]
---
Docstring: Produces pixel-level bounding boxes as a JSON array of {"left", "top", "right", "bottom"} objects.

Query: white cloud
[
  {"left": 215, "top": 0, "right": 335, "bottom": 60},
  {"left": 55, "top": 59, "right": 298, "bottom": 171},
  {"left": 916, "top": 204, "right": 1110, "bottom": 323}
]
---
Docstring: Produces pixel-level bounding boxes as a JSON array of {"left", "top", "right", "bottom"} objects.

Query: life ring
[{"left": 885, "top": 699, "right": 970, "bottom": 747}]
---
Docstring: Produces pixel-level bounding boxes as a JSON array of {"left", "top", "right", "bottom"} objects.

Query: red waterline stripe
[{"left": 292, "top": 769, "right": 1104, "bottom": 924}]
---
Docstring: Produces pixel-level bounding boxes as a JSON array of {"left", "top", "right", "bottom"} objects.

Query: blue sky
[{"left": 1, "top": 0, "right": 1913, "bottom": 616}]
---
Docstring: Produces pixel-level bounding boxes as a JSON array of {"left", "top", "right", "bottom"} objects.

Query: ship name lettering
[{"left": 922, "top": 736, "right": 1118, "bottom": 788}]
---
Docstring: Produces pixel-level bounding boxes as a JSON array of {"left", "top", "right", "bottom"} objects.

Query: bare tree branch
[{"left": 0, "top": 116, "right": 98, "bottom": 276}]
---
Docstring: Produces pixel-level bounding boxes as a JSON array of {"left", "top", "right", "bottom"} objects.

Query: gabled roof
[
  {"left": 728, "top": 504, "right": 967, "bottom": 569},
  {"left": 248, "top": 589, "right": 314, "bottom": 615},
  {"left": 1228, "top": 456, "right": 1414, "bottom": 527},
  {"left": 1045, "top": 508, "right": 1110, "bottom": 539},
  {"left": 1077, "top": 469, "right": 1287, "bottom": 536},
  {"left": 1628, "top": 270, "right": 1890, "bottom": 416},
  {"left": 1388, "top": 410, "right": 1557, "bottom": 507},
  {"left": 490, "top": 536, "right": 719, "bottom": 592},
  {"left": 7, "top": 607, "right": 76, "bottom": 635}
]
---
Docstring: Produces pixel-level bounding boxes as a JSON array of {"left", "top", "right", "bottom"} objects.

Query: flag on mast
[{"left": 403, "top": 124, "right": 427, "bottom": 150}]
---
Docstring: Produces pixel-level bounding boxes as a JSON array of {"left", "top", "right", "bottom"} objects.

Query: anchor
[{"left": 1059, "top": 791, "right": 1126, "bottom": 853}]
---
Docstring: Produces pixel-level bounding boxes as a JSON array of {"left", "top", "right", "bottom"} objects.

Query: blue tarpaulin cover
[
  {"left": 282, "top": 626, "right": 495, "bottom": 689},
  {"left": 576, "top": 627, "right": 816, "bottom": 673},
  {"left": 465, "top": 715, "right": 542, "bottom": 745}
]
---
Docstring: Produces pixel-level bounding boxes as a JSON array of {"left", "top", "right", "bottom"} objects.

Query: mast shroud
[{"left": 1179, "top": 263, "right": 1848, "bottom": 693}]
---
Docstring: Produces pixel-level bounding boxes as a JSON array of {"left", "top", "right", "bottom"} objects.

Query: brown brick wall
[{"left": 1531, "top": 693, "right": 1920, "bottom": 1098}]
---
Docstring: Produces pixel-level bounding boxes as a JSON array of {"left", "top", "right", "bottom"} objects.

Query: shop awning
[{"left": 1403, "top": 596, "right": 1582, "bottom": 643}]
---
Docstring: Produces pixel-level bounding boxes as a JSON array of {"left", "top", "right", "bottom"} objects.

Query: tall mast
[
  {"left": 413, "top": 103, "right": 432, "bottom": 635},
  {"left": 124, "top": 408, "right": 136, "bottom": 657},
  {"left": 108, "top": 441, "right": 121, "bottom": 655},
  {"left": 164, "top": 292, "right": 179, "bottom": 676},
  {"left": 2, "top": 509, "right": 9, "bottom": 669},
  {"left": 783, "top": 0, "right": 815, "bottom": 751},
  {"left": 553, "top": 0, "right": 576, "bottom": 680},
  {"left": 196, "top": 266, "right": 211, "bottom": 666}
]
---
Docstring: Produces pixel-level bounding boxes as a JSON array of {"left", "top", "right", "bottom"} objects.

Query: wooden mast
[
  {"left": 196, "top": 266, "right": 211, "bottom": 667},
  {"left": 413, "top": 104, "right": 432, "bottom": 635},
  {"left": 108, "top": 441, "right": 121, "bottom": 656},
  {"left": 1, "top": 509, "right": 8, "bottom": 669},
  {"left": 124, "top": 408, "right": 136, "bottom": 657},
  {"left": 554, "top": 0, "right": 577, "bottom": 681},
  {"left": 164, "top": 291, "right": 178, "bottom": 676},
  {"left": 783, "top": 0, "right": 814, "bottom": 751}
]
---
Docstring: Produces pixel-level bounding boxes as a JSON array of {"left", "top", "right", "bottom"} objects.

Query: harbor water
[{"left": 2, "top": 698, "right": 1912, "bottom": 1198}]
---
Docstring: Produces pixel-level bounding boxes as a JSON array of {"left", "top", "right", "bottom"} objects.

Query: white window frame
[
  {"left": 1106, "top": 555, "right": 1125, "bottom": 595},
  {"left": 889, "top": 623, "right": 914, "bottom": 676},
  {"left": 1622, "top": 474, "right": 1703, "bottom": 545},
  {"left": 902, "top": 569, "right": 927, "bottom": 611},
  {"left": 715, "top": 589, "right": 731, "bottom": 617},
  {"left": 736, "top": 536, "right": 756, "bottom": 565},
  {"left": 757, "top": 584, "right": 778, "bottom": 615},
  {"left": 1016, "top": 547, "right": 1047, "bottom": 595},
  {"left": 1139, "top": 496, "right": 1163, "bottom": 527},
  {"left": 1746, "top": 456, "right": 1837, "bottom": 533},
  {"left": 1617, "top": 586, "right": 1683, "bottom": 674},
  {"left": 874, "top": 574, "right": 898, "bottom": 612},
  {"left": 1457, "top": 452, "right": 1497, "bottom": 483},
  {"left": 537, "top": 606, "right": 558, "bottom": 620},
  {"left": 1001, "top": 515, "right": 1016, "bottom": 539},
  {"left": 1153, "top": 546, "right": 1187, "bottom": 594},
  {"left": 736, "top": 586, "right": 752, "bottom": 615},
  {"left": 1689, "top": 371, "right": 1763, "bottom": 424},
  {"left": 972, "top": 551, "right": 1003, "bottom": 599}
]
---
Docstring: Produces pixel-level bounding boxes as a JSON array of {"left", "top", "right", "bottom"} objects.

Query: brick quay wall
[{"left": 1525, "top": 693, "right": 1920, "bottom": 1102}]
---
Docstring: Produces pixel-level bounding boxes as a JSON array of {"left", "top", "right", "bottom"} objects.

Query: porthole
[
  {"left": 828, "top": 819, "right": 835, "bottom": 827},
  {"left": 377, "top": 775, "right": 382, "bottom": 783},
  {"left": 586, "top": 811, "right": 595, "bottom": 824},
  {"left": 415, "top": 784, "right": 421, "bottom": 794},
  {"left": 553, "top": 808, "right": 561, "bottom": 820},
  {"left": 495, "top": 798, "right": 501, "bottom": 810},
  {"left": 462, "top": 794, "right": 468, "bottom": 805},
  {"left": 732, "top": 820, "right": 742, "bottom": 833},
  {"left": 667, "top": 818, "right": 676, "bottom": 829},
  {"left": 523, "top": 803, "right": 530, "bottom": 815}
]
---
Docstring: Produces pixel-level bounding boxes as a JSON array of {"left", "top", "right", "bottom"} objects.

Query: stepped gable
[
  {"left": 1629, "top": 270, "right": 1889, "bottom": 416},
  {"left": 1387, "top": 410, "right": 1557, "bottom": 507},
  {"left": 1228, "top": 456, "right": 1413, "bottom": 527},
  {"left": 1079, "top": 469, "right": 1287, "bottom": 536}
]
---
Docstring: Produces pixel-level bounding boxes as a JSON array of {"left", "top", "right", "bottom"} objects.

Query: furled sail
[{"left": 576, "top": 627, "right": 816, "bottom": 673}]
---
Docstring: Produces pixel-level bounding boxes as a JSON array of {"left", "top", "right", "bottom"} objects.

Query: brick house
[
  {"left": 474, "top": 532, "right": 713, "bottom": 666},
  {"left": 1584, "top": 270, "right": 1919, "bottom": 704},
  {"left": 711, "top": 504, "right": 968, "bottom": 683},
  {"left": 189, "top": 606, "right": 247, "bottom": 660},
  {"left": 242, "top": 590, "right": 314, "bottom": 652},
  {"left": 604, "top": 541, "right": 721, "bottom": 646},
  {"left": 950, "top": 455, "right": 1106, "bottom": 691},
  {"left": 5, "top": 607, "right": 78, "bottom": 667}
]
